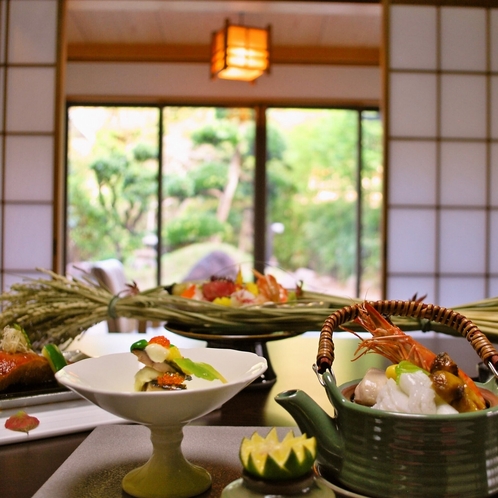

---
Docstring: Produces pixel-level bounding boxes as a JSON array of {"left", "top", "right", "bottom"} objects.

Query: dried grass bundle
[{"left": 0, "top": 269, "right": 497, "bottom": 350}]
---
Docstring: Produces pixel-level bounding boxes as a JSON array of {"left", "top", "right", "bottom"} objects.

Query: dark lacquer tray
[{"left": 0, "top": 380, "right": 79, "bottom": 410}]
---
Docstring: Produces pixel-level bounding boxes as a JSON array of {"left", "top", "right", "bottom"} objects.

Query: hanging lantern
[{"left": 211, "top": 19, "right": 271, "bottom": 82}]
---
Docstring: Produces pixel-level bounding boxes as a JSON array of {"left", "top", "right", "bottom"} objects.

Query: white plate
[
  {"left": 0, "top": 386, "right": 79, "bottom": 410},
  {"left": 0, "top": 326, "right": 205, "bottom": 411},
  {"left": 0, "top": 398, "right": 125, "bottom": 446},
  {"left": 315, "top": 465, "right": 371, "bottom": 498},
  {"left": 0, "top": 327, "right": 203, "bottom": 444}
]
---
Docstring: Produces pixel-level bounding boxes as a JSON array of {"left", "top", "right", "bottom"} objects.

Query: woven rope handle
[{"left": 316, "top": 300, "right": 498, "bottom": 376}]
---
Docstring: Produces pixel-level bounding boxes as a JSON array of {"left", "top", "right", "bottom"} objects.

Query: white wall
[
  {"left": 65, "top": 62, "right": 381, "bottom": 103},
  {"left": 385, "top": 5, "right": 498, "bottom": 307},
  {"left": 0, "top": 0, "right": 60, "bottom": 290}
]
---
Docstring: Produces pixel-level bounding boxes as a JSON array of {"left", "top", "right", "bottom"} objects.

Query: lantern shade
[{"left": 211, "top": 19, "right": 271, "bottom": 82}]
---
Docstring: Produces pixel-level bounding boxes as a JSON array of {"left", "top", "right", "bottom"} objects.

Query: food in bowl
[
  {"left": 344, "top": 303, "right": 486, "bottom": 414},
  {"left": 130, "top": 335, "right": 227, "bottom": 391},
  {"left": 354, "top": 360, "right": 476, "bottom": 415}
]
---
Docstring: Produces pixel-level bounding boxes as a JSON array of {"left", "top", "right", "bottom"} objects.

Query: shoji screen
[
  {"left": 0, "top": 0, "right": 61, "bottom": 291},
  {"left": 385, "top": 1, "right": 498, "bottom": 306}
]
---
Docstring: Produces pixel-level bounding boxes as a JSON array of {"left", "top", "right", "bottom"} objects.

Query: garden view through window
[{"left": 66, "top": 105, "right": 382, "bottom": 300}]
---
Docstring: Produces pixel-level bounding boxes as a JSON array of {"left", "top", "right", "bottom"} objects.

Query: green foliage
[
  {"left": 305, "top": 199, "right": 357, "bottom": 280},
  {"left": 67, "top": 107, "right": 159, "bottom": 263},
  {"left": 266, "top": 109, "right": 382, "bottom": 286},
  {"left": 191, "top": 121, "right": 239, "bottom": 148},
  {"left": 67, "top": 168, "right": 117, "bottom": 261},
  {"left": 360, "top": 113, "right": 383, "bottom": 282},
  {"left": 162, "top": 109, "right": 255, "bottom": 251},
  {"left": 164, "top": 175, "right": 194, "bottom": 199},
  {"left": 190, "top": 162, "right": 228, "bottom": 192},
  {"left": 163, "top": 212, "right": 227, "bottom": 247},
  {"left": 133, "top": 142, "right": 157, "bottom": 162},
  {"left": 67, "top": 106, "right": 382, "bottom": 296}
]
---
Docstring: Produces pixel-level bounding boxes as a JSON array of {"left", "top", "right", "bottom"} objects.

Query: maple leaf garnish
[{"left": 5, "top": 410, "right": 40, "bottom": 434}]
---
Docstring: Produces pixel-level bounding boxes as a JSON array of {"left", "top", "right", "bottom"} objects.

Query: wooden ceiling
[{"left": 65, "top": 1, "right": 382, "bottom": 66}]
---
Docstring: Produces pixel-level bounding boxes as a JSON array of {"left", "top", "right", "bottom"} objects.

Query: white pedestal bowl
[{"left": 56, "top": 348, "right": 267, "bottom": 498}]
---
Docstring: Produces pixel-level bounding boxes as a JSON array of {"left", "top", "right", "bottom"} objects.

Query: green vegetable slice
[
  {"left": 42, "top": 344, "right": 67, "bottom": 372},
  {"left": 394, "top": 360, "right": 429, "bottom": 382},
  {"left": 13, "top": 324, "right": 32, "bottom": 348},
  {"left": 130, "top": 339, "right": 149, "bottom": 351},
  {"left": 173, "top": 357, "right": 227, "bottom": 383}
]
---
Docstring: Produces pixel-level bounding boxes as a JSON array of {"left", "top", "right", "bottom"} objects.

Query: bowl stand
[{"left": 122, "top": 424, "right": 211, "bottom": 498}]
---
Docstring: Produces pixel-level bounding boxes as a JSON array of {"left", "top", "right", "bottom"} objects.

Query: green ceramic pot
[{"left": 275, "top": 373, "right": 498, "bottom": 498}]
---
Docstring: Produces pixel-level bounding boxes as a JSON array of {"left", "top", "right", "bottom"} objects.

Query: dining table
[{"left": 0, "top": 327, "right": 476, "bottom": 498}]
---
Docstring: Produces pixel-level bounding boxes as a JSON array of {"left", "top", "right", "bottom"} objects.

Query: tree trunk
[{"left": 216, "top": 146, "right": 241, "bottom": 223}]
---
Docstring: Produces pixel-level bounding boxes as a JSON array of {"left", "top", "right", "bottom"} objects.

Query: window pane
[
  {"left": 66, "top": 104, "right": 382, "bottom": 299},
  {"left": 266, "top": 108, "right": 382, "bottom": 298},
  {"left": 161, "top": 107, "right": 255, "bottom": 284},
  {"left": 66, "top": 106, "right": 160, "bottom": 289},
  {"left": 360, "top": 110, "right": 383, "bottom": 298}
]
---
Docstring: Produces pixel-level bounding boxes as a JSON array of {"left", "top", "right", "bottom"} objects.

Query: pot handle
[{"left": 316, "top": 300, "right": 498, "bottom": 378}]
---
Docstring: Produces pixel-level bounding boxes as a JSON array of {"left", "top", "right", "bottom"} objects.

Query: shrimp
[
  {"left": 343, "top": 302, "right": 486, "bottom": 412},
  {"left": 253, "top": 270, "right": 288, "bottom": 303}
]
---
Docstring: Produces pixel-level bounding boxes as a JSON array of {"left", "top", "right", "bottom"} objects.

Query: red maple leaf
[{"left": 5, "top": 410, "right": 40, "bottom": 434}]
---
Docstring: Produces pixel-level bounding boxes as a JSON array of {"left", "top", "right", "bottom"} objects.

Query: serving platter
[
  {"left": 0, "top": 382, "right": 79, "bottom": 410},
  {"left": 0, "top": 398, "right": 125, "bottom": 446},
  {"left": 168, "top": 327, "right": 301, "bottom": 341},
  {"left": 0, "top": 332, "right": 205, "bottom": 444}
]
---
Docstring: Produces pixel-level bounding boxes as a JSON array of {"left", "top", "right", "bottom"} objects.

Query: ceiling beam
[{"left": 67, "top": 43, "right": 380, "bottom": 66}]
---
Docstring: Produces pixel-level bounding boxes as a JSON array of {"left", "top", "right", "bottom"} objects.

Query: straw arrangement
[{"left": 1, "top": 268, "right": 498, "bottom": 350}]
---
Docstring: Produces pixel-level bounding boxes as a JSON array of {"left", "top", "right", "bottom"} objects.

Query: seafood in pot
[{"left": 343, "top": 302, "right": 486, "bottom": 414}]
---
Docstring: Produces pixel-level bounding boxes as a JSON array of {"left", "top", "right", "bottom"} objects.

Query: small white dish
[{"left": 315, "top": 465, "right": 370, "bottom": 498}]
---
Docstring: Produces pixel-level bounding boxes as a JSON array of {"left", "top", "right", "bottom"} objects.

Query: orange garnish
[
  {"left": 148, "top": 336, "right": 171, "bottom": 348},
  {"left": 181, "top": 284, "right": 196, "bottom": 299},
  {"left": 157, "top": 372, "right": 185, "bottom": 386}
]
